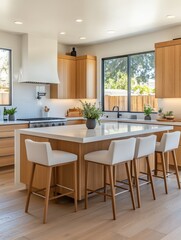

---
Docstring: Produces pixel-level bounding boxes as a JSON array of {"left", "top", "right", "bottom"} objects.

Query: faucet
[{"left": 112, "top": 106, "right": 121, "bottom": 118}]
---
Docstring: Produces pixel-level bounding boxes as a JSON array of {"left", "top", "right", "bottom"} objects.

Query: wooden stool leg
[
  {"left": 25, "top": 162, "right": 36, "bottom": 213},
  {"left": 154, "top": 152, "right": 158, "bottom": 176},
  {"left": 108, "top": 165, "right": 116, "bottom": 220},
  {"left": 85, "top": 161, "right": 88, "bottom": 209},
  {"left": 53, "top": 167, "right": 57, "bottom": 197},
  {"left": 146, "top": 156, "right": 156, "bottom": 200},
  {"left": 160, "top": 152, "right": 168, "bottom": 194},
  {"left": 113, "top": 165, "right": 117, "bottom": 185},
  {"left": 74, "top": 161, "right": 78, "bottom": 212},
  {"left": 133, "top": 158, "right": 141, "bottom": 208},
  {"left": 104, "top": 165, "right": 107, "bottom": 202},
  {"left": 43, "top": 167, "right": 52, "bottom": 224},
  {"left": 172, "top": 150, "right": 181, "bottom": 189},
  {"left": 125, "top": 162, "right": 136, "bottom": 210}
]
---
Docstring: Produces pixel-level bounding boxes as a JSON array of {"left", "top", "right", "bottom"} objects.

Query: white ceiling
[{"left": 0, "top": 0, "right": 181, "bottom": 45}]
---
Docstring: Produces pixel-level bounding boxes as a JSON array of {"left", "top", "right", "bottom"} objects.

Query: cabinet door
[
  {"left": 155, "top": 46, "right": 175, "bottom": 98},
  {"left": 175, "top": 44, "right": 181, "bottom": 97},
  {"left": 76, "top": 58, "right": 86, "bottom": 98},
  {"left": 76, "top": 55, "right": 97, "bottom": 99},
  {"left": 50, "top": 56, "right": 76, "bottom": 99}
]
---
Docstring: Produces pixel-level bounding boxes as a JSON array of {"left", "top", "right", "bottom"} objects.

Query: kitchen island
[{"left": 15, "top": 122, "right": 173, "bottom": 200}]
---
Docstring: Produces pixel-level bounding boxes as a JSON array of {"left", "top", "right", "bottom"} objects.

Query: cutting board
[{"left": 156, "top": 118, "right": 181, "bottom": 122}]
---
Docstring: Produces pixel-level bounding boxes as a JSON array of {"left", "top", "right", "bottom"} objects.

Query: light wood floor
[{"left": 1, "top": 168, "right": 181, "bottom": 240}]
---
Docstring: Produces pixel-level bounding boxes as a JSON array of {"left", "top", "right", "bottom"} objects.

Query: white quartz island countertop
[{"left": 16, "top": 122, "right": 173, "bottom": 143}]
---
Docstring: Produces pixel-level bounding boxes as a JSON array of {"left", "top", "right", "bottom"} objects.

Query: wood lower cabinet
[
  {"left": 76, "top": 55, "right": 97, "bottom": 99},
  {"left": 155, "top": 39, "right": 181, "bottom": 98},
  {"left": 0, "top": 123, "right": 28, "bottom": 167},
  {"left": 50, "top": 55, "right": 76, "bottom": 99}
]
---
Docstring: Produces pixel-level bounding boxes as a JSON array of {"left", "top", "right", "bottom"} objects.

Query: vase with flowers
[{"left": 80, "top": 100, "right": 103, "bottom": 129}]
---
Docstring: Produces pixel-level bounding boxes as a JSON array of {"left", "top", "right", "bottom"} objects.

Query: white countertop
[
  {"left": 102, "top": 117, "right": 181, "bottom": 126},
  {"left": 0, "top": 120, "right": 29, "bottom": 125},
  {"left": 17, "top": 122, "right": 173, "bottom": 143}
]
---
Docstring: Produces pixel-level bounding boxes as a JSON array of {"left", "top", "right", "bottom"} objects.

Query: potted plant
[
  {"left": 165, "top": 111, "right": 174, "bottom": 120},
  {"left": 80, "top": 101, "right": 102, "bottom": 129},
  {"left": 143, "top": 105, "right": 153, "bottom": 120},
  {"left": 6, "top": 107, "right": 17, "bottom": 121}
]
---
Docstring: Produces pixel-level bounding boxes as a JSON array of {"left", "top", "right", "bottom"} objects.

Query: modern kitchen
[{"left": 1, "top": 1, "right": 181, "bottom": 239}]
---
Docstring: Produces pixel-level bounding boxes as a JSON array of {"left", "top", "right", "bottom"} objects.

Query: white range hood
[{"left": 19, "top": 34, "right": 59, "bottom": 84}]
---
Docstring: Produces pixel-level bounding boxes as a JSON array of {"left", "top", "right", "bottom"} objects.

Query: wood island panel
[{"left": 20, "top": 133, "right": 152, "bottom": 200}]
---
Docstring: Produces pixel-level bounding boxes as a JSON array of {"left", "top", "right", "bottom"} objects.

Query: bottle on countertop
[
  {"left": 3, "top": 107, "right": 8, "bottom": 121},
  {"left": 71, "top": 47, "right": 77, "bottom": 56}
]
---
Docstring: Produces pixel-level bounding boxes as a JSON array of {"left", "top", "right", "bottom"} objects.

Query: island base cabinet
[{"left": 20, "top": 134, "right": 155, "bottom": 200}]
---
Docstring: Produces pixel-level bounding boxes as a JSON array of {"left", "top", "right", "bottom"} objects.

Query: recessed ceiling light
[
  {"left": 166, "top": 15, "right": 175, "bottom": 19},
  {"left": 76, "top": 19, "right": 83, "bottom": 23},
  {"left": 107, "top": 30, "right": 115, "bottom": 34},
  {"left": 80, "top": 37, "right": 86, "bottom": 40},
  {"left": 14, "top": 21, "right": 23, "bottom": 25},
  {"left": 60, "top": 32, "right": 66, "bottom": 35}
]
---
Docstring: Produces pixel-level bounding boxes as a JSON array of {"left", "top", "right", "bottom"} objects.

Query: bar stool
[
  {"left": 155, "top": 131, "right": 181, "bottom": 194},
  {"left": 25, "top": 139, "right": 78, "bottom": 224},
  {"left": 84, "top": 138, "right": 136, "bottom": 220},
  {"left": 133, "top": 135, "right": 157, "bottom": 208}
]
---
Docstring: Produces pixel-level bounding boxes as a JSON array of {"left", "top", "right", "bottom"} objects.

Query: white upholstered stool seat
[
  {"left": 154, "top": 131, "right": 181, "bottom": 194},
  {"left": 25, "top": 139, "right": 78, "bottom": 224},
  {"left": 133, "top": 135, "right": 157, "bottom": 208},
  {"left": 84, "top": 138, "right": 136, "bottom": 220}
]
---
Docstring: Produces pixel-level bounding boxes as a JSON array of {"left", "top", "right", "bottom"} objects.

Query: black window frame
[
  {"left": 102, "top": 50, "right": 155, "bottom": 113},
  {"left": 0, "top": 48, "right": 12, "bottom": 106}
]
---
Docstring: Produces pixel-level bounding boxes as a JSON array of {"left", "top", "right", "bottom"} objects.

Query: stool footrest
[
  {"left": 32, "top": 184, "right": 74, "bottom": 200},
  {"left": 87, "top": 188, "right": 112, "bottom": 198}
]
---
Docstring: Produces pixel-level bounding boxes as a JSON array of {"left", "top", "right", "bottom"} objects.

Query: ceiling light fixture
[
  {"left": 14, "top": 21, "right": 23, "bottom": 25},
  {"left": 60, "top": 32, "right": 66, "bottom": 35},
  {"left": 76, "top": 19, "right": 83, "bottom": 23},
  {"left": 80, "top": 37, "right": 86, "bottom": 40},
  {"left": 166, "top": 15, "right": 175, "bottom": 19},
  {"left": 107, "top": 30, "right": 115, "bottom": 34}
]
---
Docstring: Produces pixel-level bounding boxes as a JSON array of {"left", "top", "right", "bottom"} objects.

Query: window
[
  {"left": 0, "top": 48, "right": 12, "bottom": 105},
  {"left": 102, "top": 51, "right": 158, "bottom": 112}
]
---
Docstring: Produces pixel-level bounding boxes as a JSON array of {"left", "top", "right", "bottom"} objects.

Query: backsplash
[{"left": 158, "top": 99, "right": 181, "bottom": 119}]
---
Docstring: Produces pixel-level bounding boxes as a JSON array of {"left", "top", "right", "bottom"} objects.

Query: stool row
[{"left": 25, "top": 131, "right": 181, "bottom": 223}]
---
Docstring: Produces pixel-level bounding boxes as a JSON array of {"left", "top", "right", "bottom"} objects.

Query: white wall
[{"left": 75, "top": 25, "right": 181, "bottom": 118}]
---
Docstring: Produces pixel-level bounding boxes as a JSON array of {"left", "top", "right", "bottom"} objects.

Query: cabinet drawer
[
  {"left": 0, "top": 131, "right": 14, "bottom": 138},
  {"left": 0, "top": 124, "right": 28, "bottom": 131},
  {"left": 0, "top": 155, "right": 14, "bottom": 167},
  {"left": 0, "top": 138, "right": 14, "bottom": 148},
  {"left": 0, "top": 146, "right": 14, "bottom": 156}
]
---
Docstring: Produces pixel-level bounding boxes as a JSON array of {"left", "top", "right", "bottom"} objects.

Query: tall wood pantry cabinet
[
  {"left": 50, "top": 55, "right": 97, "bottom": 99},
  {"left": 155, "top": 39, "right": 181, "bottom": 98}
]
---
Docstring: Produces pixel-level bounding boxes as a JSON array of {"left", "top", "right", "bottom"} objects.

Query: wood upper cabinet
[
  {"left": 76, "top": 55, "right": 97, "bottom": 99},
  {"left": 50, "top": 54, "right": 97, "bottom": 99},
  {"left": 155, "top": 39, "right": 181, "bottom": 98},
  {"left": 50, "top": 55, "right": 76, "bottom": 99}
]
